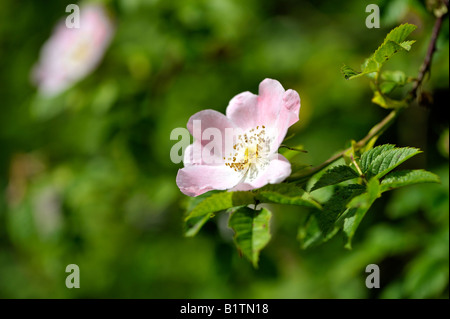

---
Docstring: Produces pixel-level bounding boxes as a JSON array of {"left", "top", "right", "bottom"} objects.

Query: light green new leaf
[
  {"left": 368, "top": 23, "right": 416, "bottom": 68},
  {"left": 372, "top": 40, "right": 405, "bottom": 65},
  {"left": 368, "top": 147, "right": 421, "bottom": 178},
  {"left": 381, "top": 70, "right": 407, "bottom": 85},
  {"left": 184, "top": 191, "right": 254, "bottom": 237},
  {"left": 384, "top": 23, "right": 417, "bottom": 43},
  {"left": 360, "top": 144, "right": 396, "bottom": 173},
  {"left": 342, "top": 24, "right": 416, "bottom": 80},
  {"left": 228, "top": 207, "right": 272, "bottom": 267},
  {"left": 380, "top": 169, "right": 440, "bottom": 193},
  {"left": 256, "top": 183, "right": 321, "bottom": 209},
  {"left": 341, "top": 65, "right": 363, "bottom": 80},
  {"left": 342, "top": 178, "right": 381, "bottom": 249},
  {"left": 372, "top": 91, "right": 408, "bottom": 109},
  {"left": 379, "top": 70, "right": 408, "bottom": 94},
  {"left": 310, "top": 165, "right": 359, "bottom": 192}
]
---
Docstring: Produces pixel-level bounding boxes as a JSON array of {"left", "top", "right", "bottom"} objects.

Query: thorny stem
[
  {"left": 410, "top": 5, "right": 448, "bottom": 100},
  {"left": 288, "top": 10, "right": 448, "bottom": 183}
]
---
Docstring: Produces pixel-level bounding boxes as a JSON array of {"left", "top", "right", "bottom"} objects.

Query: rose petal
[
  {"left": 183, "top": 140, "right": 223, "bottom": 166},
  {"left": 225, "top": 91, "right": 259, "bottom": 130},
  {"left": 259, "top": 80, "right": 301, "bottom": 148},
  {"left": 176, "top": 165, "right": 242, "bottom": 197}
]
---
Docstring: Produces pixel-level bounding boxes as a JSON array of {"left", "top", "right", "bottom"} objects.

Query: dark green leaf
[
  {"left": 316, "top": 184, "right": 366, "bottom": 237},
  {"left": 368, "top": 147, "right": 421, "bottom": 178},
  {"left": 360, "top": 144, "right": 396, "bottom": 173}
]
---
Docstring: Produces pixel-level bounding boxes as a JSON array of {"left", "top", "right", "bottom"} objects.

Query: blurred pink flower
[
  {"left": 176, "top": 78, "right": 301, "bottom": 197},
  {"left": 32, "top": 4, "right": 114, "bottom": 97}
]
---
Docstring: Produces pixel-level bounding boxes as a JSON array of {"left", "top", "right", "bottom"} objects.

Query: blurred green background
[{"left": 0, "top": 0, "right": 448, "bottom": 298}]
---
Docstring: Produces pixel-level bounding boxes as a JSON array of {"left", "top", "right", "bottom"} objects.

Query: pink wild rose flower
[
  {"left": 32, "top": 4, "right": 114, "bottom": 97},
  {"left": 176, "top": 78, "right": 301, "bottom": 197}
]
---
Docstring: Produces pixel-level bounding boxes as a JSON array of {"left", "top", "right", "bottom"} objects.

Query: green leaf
[
  {"left": 372, "top": 40, "right": 405, "bottom": 65},
  {"left": 298, "top": 184, "right": 365, "bottom": 248},
  {"left": 342, "top": 178, "right": 381, "bottom": 249},
  {"left": 341, "top": 65, "right": 363, "bottom": 80},
  {"left": 370, "top": 24, "right": 416, "bottom": 67},
  {"left": 342, "top": 24, "right": 416, "bottom": 81},
  {"left": 368, "top": 147, "right": 422, "bottom": 178},
  {"left": 184, "top": 214, "right": 212, "bottom": 237},
  {"left": 311, "top": 165, "right": 359, "bottom": 192},
  {"left": 184, "top": 191, "right": 255, "bottom": 237},
  {"left": 385, "top": 23, "right": 417, "bottom": 43},
  {"left": 399, "top": 40, "right": 416, "bottom": 51},
  {"left": 228, "top": 207, "right": 272, "bottom": 267},
  {"left": 360, "top": 144, "right": 396, "bottom": 173},
  {"left": 380, "top": 169, "right": 440, "bottom": 192},
  {"left": 256, "top": 183, "right": 321, "bottom": 209},
  {"left": 185, "top": 191, "right": 254, "bottom": 220}
]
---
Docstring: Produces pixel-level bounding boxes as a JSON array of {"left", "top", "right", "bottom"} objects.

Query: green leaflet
[
  {"left": 367, "top": 147, "right": 421, "bottom": 178},
  {"left": 228, "top": 207, "right": 272, "bottom": 268},
  {"left": 317, "top": 184, "right": 366, "bottom": 237},
  {"left": 360, "top": 144, "right": 396, "bottom": 173},
  {"left": 298, "top": 184, "right": 365, "bottom": 248},
  {"left": 310, "top": 165, "right": 359, "bottom": 192},
  {"left": 256, "top": 183, "right": 321, "bottom": 209},
  {"left": 372, "top": 91, "right": 408, "bottom": 109},
  {"left": 341, "top": 24, "right": 416, "bottom": 81},
  {"left": 380, "top": 169, "right": 440, "bottom": 193},
  {"left": 185, "top": 191, "right": 254, "bottom": 220}
]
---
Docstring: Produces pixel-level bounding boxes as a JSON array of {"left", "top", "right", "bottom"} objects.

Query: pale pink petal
[
  {"left": 270, "top": 88, "right": 301, "bottom": 147},
  {"left": 225, "top": 91, "right": 259, "bottom": 130},
  {"left": 224, "top": 79, "right": 300, "bottom": 151},
  {"left": 183, "top": 140, "right": 223, "bottom": 166},
  {"left": 187, "top": 109, "right": 236, "bottom": 143},
  {"left": 231, "top": 154, "right": 292, "bottom": 191},
  {"left": 282, "top": 89, "right": 301, "bottom": 127},
  {"left": 186, "top": 109, "right": 237, "bottom": 161},
  {"left": 256, "top": 78, "right": 286, "bottom": 125},
  {"left": 258, "top": 80, "right": 301, "bottom": 148},
  {"left": 176, "top": 165, "right": 241, "bottom": 197}
]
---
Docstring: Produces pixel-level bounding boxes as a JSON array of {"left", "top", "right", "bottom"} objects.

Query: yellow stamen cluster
[{"left": 224, "top": 125, "right": 266, "bottom": 172}]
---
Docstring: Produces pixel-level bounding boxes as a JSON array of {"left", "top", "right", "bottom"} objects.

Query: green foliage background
[{"left": 0, "top": 0, "right": 448, "bottom": 298}]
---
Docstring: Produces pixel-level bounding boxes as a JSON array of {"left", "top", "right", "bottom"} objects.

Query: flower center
[{"left": 224, "top": 125, "right": 271, "bottom": 180}]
